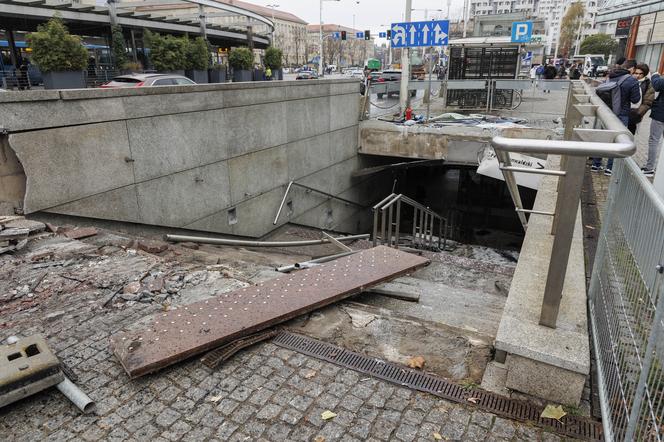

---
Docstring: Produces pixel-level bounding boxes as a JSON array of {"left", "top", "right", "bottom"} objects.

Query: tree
[
  {"left": 324, "top": 38, "right": 341, "bottom": 68},
  {"left": 111, "top": 25, "right": 127, "bottom": 69},
  {"left": 228, "top": 47, "right": 254, "bottom": 70},
  {"left": 27, "top": 16, "right": 88, "bottom": 72},
  {"left": 264, "top": 46, "right": 283, "bottom": 70},
  {"left": 144, "top": 31, "right": 187, "bottom": 71},
  {"left": 293, "top": 27, "right": 307, "bottom": 66},
  {"left": 580, "top": 34, "right": 618, "bottom": 58},
  {"left": 185, "top": 37, "right": 209, "bottom": 70},
  {"left": 558, "top": 2, "right": 585, "bottom": 57}
]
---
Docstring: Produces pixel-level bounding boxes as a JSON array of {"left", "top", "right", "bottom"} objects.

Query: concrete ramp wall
[{"left": 0, "top": 80, "right": 379, "bottom": 237}]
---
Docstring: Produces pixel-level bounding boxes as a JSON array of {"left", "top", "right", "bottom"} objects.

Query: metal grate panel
[
  {"left": 110, "top": 246, "right": 429, "bottom": 378},
  {"left": 274, "top": 331, "right": 604, "bottom": 441}
]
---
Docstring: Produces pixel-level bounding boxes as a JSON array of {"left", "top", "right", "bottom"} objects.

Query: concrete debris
[
  {"left": 64, "top": 227, "right": 98, "bottom": 240},
  {"left": 137, "top": 240, "right": 169, "bottom": 254},
  {"left": 3, "top": 219, "right": 46, "bottom": 234}
]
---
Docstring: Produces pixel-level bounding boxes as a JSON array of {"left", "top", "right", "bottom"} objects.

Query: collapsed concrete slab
[{"left": 359, "top": 120, "right": 555, "bottom": 165}]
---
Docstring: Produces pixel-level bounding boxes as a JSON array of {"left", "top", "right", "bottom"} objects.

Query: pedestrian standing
[
  {"left": 265, "top": 66, "right": 272, "bottom": 81},
  {"left": 591, "top": 60, "right": 641, "bottom": 175},
  {"left": 542, "top": 63, "right": 556, "bottom": 93},
  {"left": 628, "top": 64, "right": 655, "bottom": 135},
  {"left": 17, "top": 58, "right": 29, "bottom": 90},
  {"left": 644, "top": 70, "right": 664, "bottom": 177}
]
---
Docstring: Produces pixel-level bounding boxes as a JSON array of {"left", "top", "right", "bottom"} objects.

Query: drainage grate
[{"left": 274, "top": 331, "right": 603, "bottom": 441}]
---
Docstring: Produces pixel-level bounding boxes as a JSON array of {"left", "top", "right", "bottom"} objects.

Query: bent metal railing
[
  {"left": 372, "top": 193, "right": 448, "bottom": 252},
  {"left": 491, "top": 80, "right": 635, "bottom": 329}
]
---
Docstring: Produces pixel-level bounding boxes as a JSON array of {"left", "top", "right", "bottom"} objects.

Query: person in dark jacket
[
  {"left": 591, "top": 61, "right": 641, "bottom": 175},
  {"left": 644, "top": 71, "right": 664, "bottom": 176},
  {"left": 542, "top": 63, "right": 557, "bottom": 93},
  {"left": 628, "top": 64, "right": 655, "bottom": 135}
]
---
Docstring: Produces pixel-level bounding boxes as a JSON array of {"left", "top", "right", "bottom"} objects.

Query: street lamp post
[
  {"left": 319, "top": 0, "right": 341, "bottom": 77},
  {"left": 266, "top": 4, "right": 279, "bottom": 46}
]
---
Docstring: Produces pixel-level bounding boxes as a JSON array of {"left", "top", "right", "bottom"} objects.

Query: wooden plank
[{"left": 110, "top": 246, "right": 429, "bottom": 378}]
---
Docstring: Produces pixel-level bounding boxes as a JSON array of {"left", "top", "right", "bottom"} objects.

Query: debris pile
[{"left": 0, "top": 216, "right": 47, "bottom": 254}]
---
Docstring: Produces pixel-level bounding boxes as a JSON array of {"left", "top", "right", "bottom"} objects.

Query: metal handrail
[
  {"left": 491, "top": 80, "right": 637, "bottom": 329},
  {"left": 273, "top": 181, "right": 365, "bottom": 225},
  {"left": 372, "top": 193, "right": 448, "bottom": 251}
]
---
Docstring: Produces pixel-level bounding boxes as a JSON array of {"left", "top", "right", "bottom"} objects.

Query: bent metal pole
[{"left": 164, "top": 234, "right": 369, "bottom": 248}]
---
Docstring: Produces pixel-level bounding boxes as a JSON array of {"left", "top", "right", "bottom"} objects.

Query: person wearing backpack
[
  {"left": 591, "top": 61, "right": 641, "bottom": 175},
  {"left": 644, "top": 71, "right": 664, "bottom": 177},
  {"left": 542, "top": 63, "right": 556, "bottom": 93}
]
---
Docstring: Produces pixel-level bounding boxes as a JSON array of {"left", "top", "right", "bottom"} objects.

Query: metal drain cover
[
  {"left": 274, "top": 331, "right": 604, "bottom": 441},
  {"left": 110, "top": 246, "right": 429, "bottom": 378}
]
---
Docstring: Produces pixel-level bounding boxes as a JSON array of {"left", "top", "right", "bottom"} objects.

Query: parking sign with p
[{"left": 511, "top": 21, "right": 533, "bottom": 43}]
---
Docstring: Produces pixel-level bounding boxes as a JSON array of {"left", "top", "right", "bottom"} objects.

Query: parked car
[
  {"left": 296, "top": 72, "right": 319, "bottom": 80},
  {"left": 100, "top": 73, "right": 196, "bottom": 88},
  {"left": 348, "top": 69, "right": 364, "bottom": 79}
]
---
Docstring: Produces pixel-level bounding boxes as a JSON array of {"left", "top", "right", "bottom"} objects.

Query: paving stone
[
  {"left": 317, "top": 422, "right": 346, "bottom": 441},
  {"left": 470, "top": 410, "right": 495, "bottom": 429},
  {"left": 155, "top": 408, "right": 181, "bottom": 428},
  {"left": 403, "top": 409, "right": 425, "bottom": 425},
  {"left": 464, "top": 424, "right": 489, "bottom": 441},
  {"left": 289, "top": 394, "right": 314, "bottom": 411},
  {"left": 160, "top": 420, "right": 192, "bottom": 441},
  {"left": 289, "top": 424, "right": 317, "bottom": 441},
  {"left": 80, "top": 425, "right": 107, "bottom": 441},
  {"left": 394, "top": 423, "right": 419, "bottom": 442},
  {"left": 265, "top": 422, "right": 292, "bottom": 441},
  {"left": 491, "top": 417, "right": 517, "bottom": 439},
  {"left": 248, "top": 387, "right": 274, "bottom": 406},
  {"left": 230, "top": 404, "right": 258, "bottom": 424},
  {"left": 315, "top": 392, "right": 341, "bottom": 409},
  {"left": 256, "top": 403, "right": 282, "bottom": 420},
  {"left": 439, "top": 420, "right": 465, "bottom": 440},
  {"left": 372, "top": 418, "right": 398, "bottom": 440},
  {"left": 215, "top": 421, "right": 238, "bottom": 439},
  {"left": 339, "top": 394, "right": 363, "bottom": 412},
  {"left": 181, "top": 425, "right": 214, "bottom": 441},
  {"left": 281, "top": 408, "right": 304, "bottom": 425},
  {"left": 106, "top": 427, "right": 130, "bottom": 442},
  {"left": 229, "top": 385, "right": 254, "bottom": 401},
  {"left": 244, "top": 421, "right": 267, "bottom": 438},
  {"left": 216, "top": 398, "right": 240, "bottom": 415},
  {"left": 348, "top": 418, "right": 372, "bottom": 439},
  {"left": 132, "top": 423, "right": 159, "bottom": 441}
]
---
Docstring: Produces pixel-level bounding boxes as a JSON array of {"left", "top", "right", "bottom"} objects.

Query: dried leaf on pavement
[
  {"left": 467, "top": 397, "right": 479, "bottom": 404},
  {"left": 207, "top": 394, "right": 223, "bottom": 403},
  {"left": 433, "top": 432, "right": 443, "bottom": 440},
  {"left": 541, "top": 404, "right": 567, "bottom": 422},
  {"left": 314, "top": 436, "right": 325, "bottom": 442},
  {"left": 407, "top": 356, "right": 426, "bottom": 369},
  {"left": 321, "top": 410, "right": 337, "bottom": 420}
]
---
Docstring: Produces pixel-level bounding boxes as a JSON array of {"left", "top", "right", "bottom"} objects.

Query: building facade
[{"left": 595, "top": 0, "right": 664, "bottom": 72}]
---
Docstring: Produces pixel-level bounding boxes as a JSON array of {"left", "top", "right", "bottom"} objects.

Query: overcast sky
[{"left": 253, "top": 0, "right": 467, "bottom": 36}]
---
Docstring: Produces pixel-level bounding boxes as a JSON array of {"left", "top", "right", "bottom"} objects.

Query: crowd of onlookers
[{"left": 529, "top": 57, "right": 662, "bottom": 178}]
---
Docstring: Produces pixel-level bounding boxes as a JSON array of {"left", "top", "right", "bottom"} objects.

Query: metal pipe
[
  {"left": 57, "top": 376, "right": 95, "bottom": 414},
  {"left": 165, "top": 234, "right": 369, "bottom": 247},
  {"left": 276, "top": 250, "right": 358, "bottom": 273},
  {"left": 273, "top": 181, "right": 294, "bottom": 225},
  {"left": 516, "top": 209, "right": 555, "bottom": 216}
]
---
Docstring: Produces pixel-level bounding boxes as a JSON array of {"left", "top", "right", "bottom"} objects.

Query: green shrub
[
  {"left": 264, "top": 46, "right": 283, "bottom": 70},
  {"left": 145, "top": 30, "right": 187, "bottom": 71},
  {"left": 228, "top": 47, "right": 254, "bottom": 70},
  {"left": 186, "top": 37, "right": 210, "bottom": 70},
  {"left": 111, "top": 25, "right": 127, "bottom": 68},
  {"left": 27, "top": 16, "right": 88, "bottom": 73}
]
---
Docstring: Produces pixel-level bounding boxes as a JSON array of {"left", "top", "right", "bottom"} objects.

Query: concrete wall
[{"left": 0, "top": 80, "right": 382, "bottom": 237}]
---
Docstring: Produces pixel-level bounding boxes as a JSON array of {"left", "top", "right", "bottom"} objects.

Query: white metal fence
[{"left": 589, "top": 157, "right": 664, "bottom": 441}]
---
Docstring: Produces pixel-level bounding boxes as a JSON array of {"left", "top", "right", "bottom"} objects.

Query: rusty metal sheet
[{"left": 110, "top": 246, "right": 429, "bottom": 378}]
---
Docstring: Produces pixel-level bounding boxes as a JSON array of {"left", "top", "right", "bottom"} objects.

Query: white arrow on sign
[
  {"left": 433, "top": 23, "right": 448, "bottom": 45},
  {"left": 421, "top": 24, "right": 430, "bottom": 45},
  {"left": 409, "top": 24, "right": 417, "bottom": 45},
  {"left": 392, "top": 24, "right": 406, "bottom": 45}
]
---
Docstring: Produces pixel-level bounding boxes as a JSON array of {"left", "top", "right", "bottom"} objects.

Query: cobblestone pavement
[{"left": 0, "top": 288, "right": 573, "bottom": 442}]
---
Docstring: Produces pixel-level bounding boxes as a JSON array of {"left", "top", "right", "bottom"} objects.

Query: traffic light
[
  {"left": 341, "top": 30, "right": 347, "bottom": 41},
  {"left": 386, "top": 30, "right": 391, "bottom": 39},
  {"left": 364, "top": 30, "right": 371, "bottom": 40}
]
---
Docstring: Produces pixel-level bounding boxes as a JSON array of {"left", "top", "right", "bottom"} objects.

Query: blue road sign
[
  {"left": 390, "top": 20, "right": 449, "bottom": 48},
  {"left": 511, "top": 21, "right": 533, "bottom": 43},
  {"left": 356, "top": 32, "right": 364, "bottom": 39},
  {"left": 332, "top": 32, "right": 341, "bottom": 40},
  {"left": 522, "top": 51, "right": 533, "bottom": 61},
  {"left": 379, "top": 32, "right": 387, "bottom": 38}
]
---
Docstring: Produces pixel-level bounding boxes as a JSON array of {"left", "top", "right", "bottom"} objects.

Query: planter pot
[
  {"left": 233, "top": 69, "right": 252, "bottom": 82},
  {"left": 185, "top": 69, "right": 209, "bottom": 84},
  {"left": 42, "top": 71, "right": 85, "bottom": 90},
  {"left": 253, "top": 69, "right": 265, "bottom": 81},
  {"left": 208, "top": 69, "right": 227, "bottom": 83},
  {"left": 275, "top": 69, "right": 283, "bottom": 80}
]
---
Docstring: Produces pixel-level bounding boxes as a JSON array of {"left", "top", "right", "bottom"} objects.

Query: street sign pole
[
  {"left": 426, "top": 46, "right": 433, "bottom": 121},
  {"left": 399, "top": 0, "right": 412, "bottom": 115}
]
